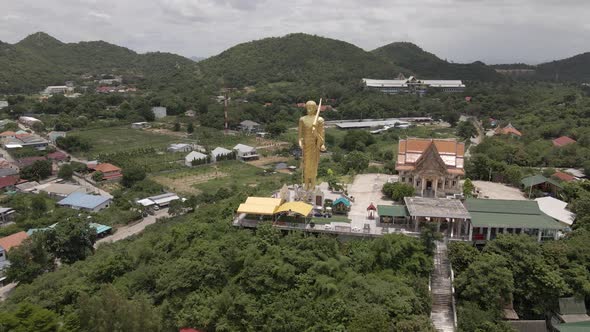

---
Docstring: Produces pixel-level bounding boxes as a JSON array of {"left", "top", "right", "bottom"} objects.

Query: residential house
[
  {"left": 131, "top": 122, "right": 150, "bottom": 129},
  {"left": 0, "top": 131, "right": 16, "bottom": 141},
  {"left": 43, "top": 86, "right": 70, "bottom": 95},
  {"left": 184, "top": 110, "right": 196, "bottom": 117},
  {"left": 18, "top": 116, "right": 42, "bottom": 127},
  {"left": 239, "top": 120, "right": 261, "bottom": 133},
  {"left": 185, "top": 151, "right": 208, "bottom": 166},
  {"left": 553, "top": 136, "right": 576, "bottom": 147},
  {"left": 495, "top": 123, "right": 522, "bottom": 138},
  {"left": 152, "top": 106, "right": 167, "bottom": 119},
  {"left": 552, "top": 171, "right": 576, "bottom": 183},
  {"left": 0, "top": 175, "right": 18, "bottom": 192},
  {"left": 562, "top": 168, "right": 586, "bottom": 180},
  {"left": 233, "top": 144, "right": 259, "bottom": 161},
  {"left": 15, "top": 181, "right": 39, "bottom": 192},
  {"left": 47, "top": 151, "right": 69, "bottom": 163},
  {"left": 57, "top": 192, "right": 112, "bottom": 212},
  {"left": 211, "top": 147, "right": 233, "bottom": 162},
  {"left": 137, "top": 192, "right": 182, "bottom": 208},
  {"left": 168, "top": 143, "right": 192, "bottom": 153},
  {"left": 37, "top": 183, "right": 89, "bottom": 198},
  {"left": 48, "top": 131, "right": 66, "bottom": 143},
  {"left": 16, "top": 156, "right": 47, "bottom": 168},
  {"left": 91, "top": 163, "right": 123, "bottom": 181},
  {"left": 0, "top": 207, "right": 15, "bottom": 224},
  {"left": 396, "top": 138, "right": 465, "bottom": 197},
  {"left": 0, "top": 231, "right": 29, "bottom": 252}
]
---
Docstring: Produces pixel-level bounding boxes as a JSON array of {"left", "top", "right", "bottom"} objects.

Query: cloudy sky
[{"left": 1, "top": 0, "right": 589, "bottom": 64}]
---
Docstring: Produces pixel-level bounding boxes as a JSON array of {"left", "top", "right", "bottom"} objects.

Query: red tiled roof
[
  {"left": 93, "top": 163, "right": 121, "bottom": 173},
  {"left": 552, "top": 136, "right": 576, "bottom": 147},
  {"left": 47, "top": 151, "right": 68, "bottom": 160},
  {"left": 0, "top": 131, "right": 16, "bottom": 136},
  {"left": 553, "top": 171, "right": 575, "bottom": 182},
  {"left": 399, "top": 138, "right": 465, "bottom": 156},
  {"left": 0, "top": 231, "right": 28, "bottom": 251},
  {"left": 17, "top": 156, "right": 47, "bottom": 168},
  {"left": 0, "top": 175, "right": 19, "bottom": 189},
  {"left": 495, "top": 124, "right": 522, "bottom": 137},
  {"left": 179, "top": 329, "right": 202, "bottom": 332}
]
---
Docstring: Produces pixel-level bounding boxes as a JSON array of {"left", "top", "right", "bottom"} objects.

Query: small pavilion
[{"left": 404, "top": 197, "right": 471, "bottom": 239}]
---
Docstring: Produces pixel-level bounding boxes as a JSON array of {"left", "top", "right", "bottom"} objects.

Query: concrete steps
[{"left": 430, "top": 241, "right": 456, "bottom": 332}]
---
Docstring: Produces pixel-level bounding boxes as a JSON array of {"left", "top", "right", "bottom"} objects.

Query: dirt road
[{"left": 94, "top": 208, "right": 169, "bottom": 247}]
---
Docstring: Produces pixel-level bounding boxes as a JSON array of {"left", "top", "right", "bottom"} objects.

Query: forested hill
[
  {"left": 371, "top": 42, "right": 503, "bottom": 81},
  {"left": 0, "top": 32, "right": 200, "bottom": 93},
  {"left": 534, "top": 52, "right": 590, "bottom": 82},
  {"left": 195, "top": 33, "right": 407, "bottom": 87}
]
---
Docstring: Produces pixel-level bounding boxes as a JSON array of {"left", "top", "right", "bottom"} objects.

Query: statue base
[{"left": 293, "top": 185, "right": 325, "bottom": 207}]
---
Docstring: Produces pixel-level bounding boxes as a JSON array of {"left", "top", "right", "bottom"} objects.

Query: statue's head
[{"left": 305, "top": 100, "right": 317, "bottom": 115}]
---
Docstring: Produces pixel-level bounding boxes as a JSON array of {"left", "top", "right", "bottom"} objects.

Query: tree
[
  {"left": 382, "top": 182, "right": 415, "bottom": 201},
  {"left": 420, "top": 223, "right": 442, "bottom": 255},
  {"left": 6, "top": 235, "right": 55, "bottom": 283},
  {"left": 20, "top": 160, "right": 52, "bottom": 181},
  {"left": 463, "top": 178, "right": 475, "bottom": 197},
  {"left": 58, "top": 163, "right": 74, "bottom": 180},
  {"left": 173, "top": 122, "right": 181, "bottom": 131},
  {"left": 92, "top": 171, "right": 104, "bottom": 182},
  {"left": 187, "top": 122, "right": 194, "bottom": 134},
  {"left": 0, "top": 303, "right": 59, "bottom": 332},
  {"left": 448, "top": 242, "right": 479, "bottom": 275},
  {"left": 45, "top": 217, "right": 96, "bottom": 264},
  {"left": 266, "top": 122, "right": 287, "bottom": 137},
  {"left": 455, "top": 253, "right": 514, "bottom": 311},
  {"left": 341, "top": 151, "right": 369, "bottom": 173},
  {"left": 456, "top": 120, "right": 477, "bottom": 140},
  {"left": 30, "top": 195, "right": 47, "bottom": 218},
  {"left": 168, "top": 199, "right": 184, "bottom": 217},
  {"left": 122, "top": 166, "right": 146, "bottom": 188}
]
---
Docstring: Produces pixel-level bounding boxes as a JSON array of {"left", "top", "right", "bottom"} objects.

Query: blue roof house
[{"left": 58, "top": 193, "right": 112, "bottom": 212}]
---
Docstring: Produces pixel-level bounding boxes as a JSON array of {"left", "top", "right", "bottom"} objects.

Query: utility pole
[{"left": 224, "top": 89, "right": 229, "bottom": 136}]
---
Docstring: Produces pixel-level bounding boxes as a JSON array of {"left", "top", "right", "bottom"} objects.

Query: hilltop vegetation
[
  {"left": 371, "top": 42, "right": 503, "bottom": 81},
  {"left": 196, "top": 33, "right": 404, "bottom": 88},
  {"left": 0, "top": 32, "right": 200, "bottom": 93}
]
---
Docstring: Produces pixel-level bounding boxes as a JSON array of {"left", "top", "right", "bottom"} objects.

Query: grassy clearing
[
  {"left": 151, "top": 161, "right": 289, "bottom": 195},
  {"left": 69, "top": 126, "right": 183, "bottom": 157}
]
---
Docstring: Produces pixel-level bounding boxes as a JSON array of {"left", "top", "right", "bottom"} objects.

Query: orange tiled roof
[
  {"left": 495, "top": 124, "right": 522, "bottom": 137},
  {"left": 553, "top": 171, "right": 575, "bottom": 182},
  {"left": 0, "top": 231, "right": 28, "bottom": 251},
  {"left": 93, "top": 163, "right": 121, "bottom": 173},
  {"left": 552, "top": 136, "right": 576, "bottom": 147},
  {"left": 0, "top": 131, "right": 16, "bottom": 136},
  {"left": 401, "top": 138, "right": 465, "bottom": 156}
]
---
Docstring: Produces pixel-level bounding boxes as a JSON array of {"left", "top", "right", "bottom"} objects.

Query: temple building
[{"left": 396, "top": 138, "right": 465, "bottom": 197}]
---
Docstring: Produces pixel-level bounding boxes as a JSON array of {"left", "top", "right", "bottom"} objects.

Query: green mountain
[
  {"left": 196, "top": 33, "right": 406, "bottom": 87},
  {"left": 0, "top": 32, "right": 199, "bottom": 93},
  {"left": 534, "top": 52, "right": 590, "bottom": 82},
  {"left": 371, "top": 42, "right": 502, "bottom": 81}
]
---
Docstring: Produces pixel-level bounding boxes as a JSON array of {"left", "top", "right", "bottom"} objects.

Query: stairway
[{"left": 430, "top": 241, "right": 456, "bottom": 332}]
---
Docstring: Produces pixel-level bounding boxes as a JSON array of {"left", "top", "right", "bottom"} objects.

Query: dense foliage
[{"left": 2, "top": 194, "right": 435, "bottom": 331}]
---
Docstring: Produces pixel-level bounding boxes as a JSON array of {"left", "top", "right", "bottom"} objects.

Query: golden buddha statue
[{"left": 298, "top": 100, "right": 326, "bottom": 191}]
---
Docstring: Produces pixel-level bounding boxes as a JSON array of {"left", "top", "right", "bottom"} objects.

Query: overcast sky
[{"left": 1, "top": 0, "right": 589, "bottom": 64}]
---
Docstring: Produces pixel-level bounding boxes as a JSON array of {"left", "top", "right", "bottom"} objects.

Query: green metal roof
[
  {"left": 466, "top": 198, "right": 540, "bottom": 215},
  {"left": 377, "top": 205, "right": 408, "bottom": 217},
  {"left": 469, "top": 211, "right": 564, "bottom": 229},
  {"left": 555, "top": 321, "right": 590, "bottom": 332},
  {"left": 466, "top": 198, "right": 565, "bottom": 229},
  {"left": 521, "top": 175, "right": 563, "bottom": 189},
  {"left": 333, "top": 197, "right": 351, "bottom": 207}
]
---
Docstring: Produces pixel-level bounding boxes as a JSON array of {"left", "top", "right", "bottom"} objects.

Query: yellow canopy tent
[
  {"left": 236, "top": 197, "right": 284, "bottom": 216},
  {"left": 275, "top": 201, "right": 313, "bottom": 216}
]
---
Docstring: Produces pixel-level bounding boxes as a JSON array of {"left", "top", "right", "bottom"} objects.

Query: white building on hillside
[
  {"left": 185, "top": 151, "right": 208, "bottom": 166},
  {"left": 362, "top": 76, "right": 465, "bottom": 94},
  {"left": 233, "top": 144, "right": 259, "bottom": 161},
  {"left": 211, "top": 147, "right": 233, "bottom": 162},
  {"left": 152, "top": 107, "right": 167, "bottom": 119}
]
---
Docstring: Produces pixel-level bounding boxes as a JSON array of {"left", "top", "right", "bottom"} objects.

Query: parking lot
[{"left": 472, "top": 181, "right": 527, "bottom": 200}]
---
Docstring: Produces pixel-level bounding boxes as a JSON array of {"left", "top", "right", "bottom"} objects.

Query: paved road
[
  {"left": 0, "top": 282, "right": 17, "bottom": 301},
  {"left": 94, "top": 208, "right": 169, "bottom": 248}
]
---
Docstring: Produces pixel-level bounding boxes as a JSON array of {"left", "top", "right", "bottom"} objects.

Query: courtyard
[{"left": 472, "top": 180, "right": 526, "bottom": 200}]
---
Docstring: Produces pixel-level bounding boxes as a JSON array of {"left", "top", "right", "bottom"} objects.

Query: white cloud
[{"left": 0, "top": 0, "right": 588, "bottom": 64}]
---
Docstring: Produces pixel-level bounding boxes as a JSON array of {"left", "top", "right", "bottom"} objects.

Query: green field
[
  {"left": 151, "top": 161, "right": 289, "bottom": 195},
  {"left": 69, "top": 126, "right": 184, "bottom": 157}
]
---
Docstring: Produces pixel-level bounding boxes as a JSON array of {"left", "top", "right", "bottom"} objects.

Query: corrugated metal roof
[
  {"left": 377, "top": 205, "right": 408, "bottom": 217},
  {"left": 404, "top": 197, "right": 470, "bottom": 219},
  {"left": 535, "top": 197, "right": 575, "bottom": 225},
  {"left": 466, "top": 198, "right": 565, "bottom": 229},
  {"left": 275, "top": 202, "right": 313, "bottom": 216},
  {"left": 521, "top": 175, "right": 562, "bottom": 189},
  {"left": 58, "top": 192, "right": 111, "bottom": 209}
]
